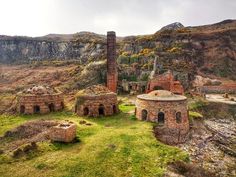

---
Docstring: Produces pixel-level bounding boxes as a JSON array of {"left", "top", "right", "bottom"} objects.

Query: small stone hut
[
  {"left": 75, "top": 85, "right": 118, "bottom": 117},
  {"left": 135, "top": 90, "right": 189, "bottom": 144},
  {"left": 17, "top": 85, "right": 64, "bottom": 114},
  {"left": 50, "top": 121, "right": 77, "bottom": 143}
]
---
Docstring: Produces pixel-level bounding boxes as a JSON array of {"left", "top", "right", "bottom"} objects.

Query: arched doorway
[
  {"left": 153, "top": 85, "right": 164, "bottom": 90},
  {"left": 176, "top": 112, "right": 182, "bottom": 123},
  {"left": 20, "top": 105, "right": 25, "bottom": 114},
  {"left": 98, "top": 104, "right": 105, "bottom": 116},
  {"left": 74, "top": 105, "right": 77, "bottom": 113},
  {"left": 158, "top": 112, "right": 165, "bottom": 125},
  {"left": 83, "top": 107, "right": 89, "bottom": 116},
  {"left": 141, "top": 109, "right": 148, "bottom": 121},
  {"left": 48, "top": 103, "right": 55, "bottom": 112},
  {"left": 33, "top": 105, "right": 40, "bottom": 114},
  {"left": 113, "top": 105, "right": 117, "bottom": 114},
  {"left": 61, "top": 102, "right": 64, "bottom": 109}
]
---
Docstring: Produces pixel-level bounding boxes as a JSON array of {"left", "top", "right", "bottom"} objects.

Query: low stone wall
[
  {"left": 75, "top": 93, "right": 118, "bottom": 117},
  {"left": 17, "top": 93, "right": 64, "bottom": 114}
]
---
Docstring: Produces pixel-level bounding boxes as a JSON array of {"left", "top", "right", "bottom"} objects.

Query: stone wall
[
  {"left": 135, "top": 98, "right": 189, "bottom": 144},
  {"left": 107, "top": 31, "right": 118, "bottom": 93},
  {"left": 17, "top": 93, "right": 64, "bottom": 114},
  {"left": 75, "top": 93, "right": 118, "bottom": 117}
]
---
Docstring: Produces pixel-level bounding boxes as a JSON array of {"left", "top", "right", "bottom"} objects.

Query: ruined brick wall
[
  {"left": 146, "top": 72, "right": 184, "bottom": 94},
  {"left": 135, "top": 98, "right": 189, "bottom": 144},
  {"left": 17, "top": 93, "right": 64, "bottom": 114},
  {"left": 75, "top": 93, "right": 118, "bottom": 117},
  {"left": 107, "top": 31, "right": 117, "bottom": 93},
  {"left": 170, "top": 81, "right": 184, "bottom": 95}
]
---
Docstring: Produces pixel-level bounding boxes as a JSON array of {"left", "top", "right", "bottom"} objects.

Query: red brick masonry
[
  {"left": 146, "top": 71, "right": 184, "bottom": 95},
  {"left": 107, "top": 31, "right": 118, "bottom": 93},
  {"left": 136, "top": 90, "right": 189, "bottom": 144}
]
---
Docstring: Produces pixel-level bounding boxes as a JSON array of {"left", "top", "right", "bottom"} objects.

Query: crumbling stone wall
[
  {"left": 75, "top": 93, "right": 118, "bottom": 117},
  {"left": 121, "top": 79, "right": 147, "bottom": 93},
  {"left": 17, "top": 93, "right": 64, "bottom": 114},
  {"left": 136, "top": 97, "right": 189, "bottom": 144},
  {"left": 107, "top": 31, "right": 118, "bottom": 93}
]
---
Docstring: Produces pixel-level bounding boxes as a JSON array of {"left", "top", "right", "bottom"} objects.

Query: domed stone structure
[
  {"left": 135, "top": 90, "right": 189, "bottom": 144},
  {"left": 17, "top": 85, "right": 64, "bottom": 114},
  {"left": 75, "top": 85, "right": 118, "bottom": 117}
]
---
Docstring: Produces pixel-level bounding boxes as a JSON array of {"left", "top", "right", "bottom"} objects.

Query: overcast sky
[{"left": 0, "top": 0, "right": 235, "bottom": 37}]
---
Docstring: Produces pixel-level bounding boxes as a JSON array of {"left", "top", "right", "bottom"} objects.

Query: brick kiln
[
  {"left": 75, "top": 85, "right": 118, "bottom": 117},
  {"left": 17, "top": 85, "right": 64, "bottom": 114},
  {"left": 135, "top": 90, "right": 189, "bottom": 144}
]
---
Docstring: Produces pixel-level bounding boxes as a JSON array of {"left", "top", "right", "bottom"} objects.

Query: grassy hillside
[{"left": 0, "top": 105, "right": 189, "bottom": 177}]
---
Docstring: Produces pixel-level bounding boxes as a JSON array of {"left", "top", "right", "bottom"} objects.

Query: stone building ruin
[
  {"left": 17, "top": 85, "right": 64, "bottom": 114},
  {"left": 75, "top": 85, "right": 118, "bottom": 117},
  {"left": 135, "top": 90, "right": 189, "bottom": 144},
  {"left": 146, "top": 57, "right": 184, "bottom": 94}
]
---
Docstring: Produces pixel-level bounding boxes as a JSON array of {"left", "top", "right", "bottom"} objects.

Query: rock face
[
  {"left": 0, "top": 32, "right": 106, "bottom": 64},
  {"left": 0, "top": 20, "right": 236, "bottom": 84},
  {"left": 160, "top": 22, "right": 184, "bottom": 31}
]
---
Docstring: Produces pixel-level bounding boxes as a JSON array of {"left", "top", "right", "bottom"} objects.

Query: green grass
[{"left": 0, "top": 105, "right": 189, "bottom": 177}]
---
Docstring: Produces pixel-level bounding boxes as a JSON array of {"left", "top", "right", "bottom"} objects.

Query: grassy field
[{"left": 0, "top": 104, "right": 189, "bottom": 177}]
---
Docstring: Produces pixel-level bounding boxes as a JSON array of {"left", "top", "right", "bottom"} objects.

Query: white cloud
[{"left": 0, "top": 0, "right": 235, "bottom": 37}]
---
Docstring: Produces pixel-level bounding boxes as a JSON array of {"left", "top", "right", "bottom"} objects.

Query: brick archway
[
  {"left": 98, "top": 104, "right": 105, "bottom": 116},
  {"left": 20, "top": 105, "right": 25, "bottom": 114},
  {"left": 142, "top": 109, "right": 148, "bottom": 121},
  {"left": 48, "top": 103, "right": 55, "bottom": 112},
  {"left": 33, "top": 105, "right": 40, "bottom": 114},
  {"left": 83, "top": 107, "right": 89, "bottom": 116},
  {"left": 158, "top": 112, "right": 165, "bottom": 125}
]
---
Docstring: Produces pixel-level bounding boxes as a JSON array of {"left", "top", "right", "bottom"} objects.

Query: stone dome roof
[
  {"left": 20, "top": 85, "right": 59, "bottom": 95},
  {"left": 76, "top": 85, "right": 114, "bottom": 96},
  {"left": 148, "top": 90, "right": 173, "bottom": 97},
  {"left": 137, "top": 90, "right": 186, "bottom": 101}
]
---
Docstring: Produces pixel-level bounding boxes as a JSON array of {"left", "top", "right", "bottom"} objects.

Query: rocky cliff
[
  {"left": 0, "top": 32, "right": 106, "bottom": 64},
  {"left": 0, "top": 20, "right": 236, "bottom": 83}
]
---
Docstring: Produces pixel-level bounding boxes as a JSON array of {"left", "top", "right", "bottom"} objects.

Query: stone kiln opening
[
  {"left": 16, "top": 85, "right": 64, "bottom": 114},
  {"left": 75, "top": 85, "right": 118, "bottom": 117}
]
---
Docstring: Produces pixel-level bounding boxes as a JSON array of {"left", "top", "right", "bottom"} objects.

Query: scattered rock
[
  {"left": 12, "top": 148, "right": 24, "bottom": 158},
  {"left": 79, "top": 120, "right": 87, "bottom": 124}
]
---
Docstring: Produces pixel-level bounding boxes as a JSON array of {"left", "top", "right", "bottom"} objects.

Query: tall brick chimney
[{"left": 106, "top": 31, "right": 117, "bottom": 93}]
